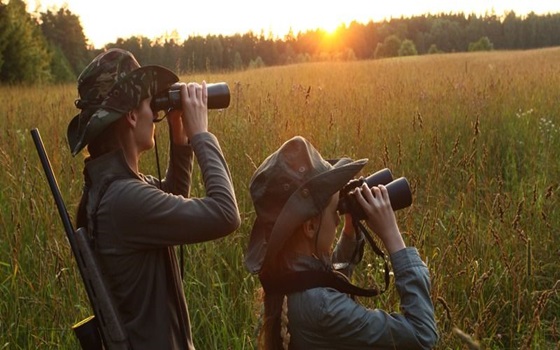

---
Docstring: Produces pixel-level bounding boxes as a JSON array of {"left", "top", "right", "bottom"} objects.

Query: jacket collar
[
  {"left": 85, "top": 149, "right": 141, "bottom": 188},
  {"left": 282, "top": 252, "right": 332, "bottom": 273}
]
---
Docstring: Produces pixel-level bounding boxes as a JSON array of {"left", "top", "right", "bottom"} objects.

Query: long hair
[
  {"left": 258, "top": 211, "right": 327, "bottom": 350},
  {"left": 257, "top": 242, "right": 293, "bottom": 350},
  {"left": 259, "top": 292, "right": 290, "bottom": 350},
  {"left": 75, "top": 121, "right": 122, "bottom": 229}
]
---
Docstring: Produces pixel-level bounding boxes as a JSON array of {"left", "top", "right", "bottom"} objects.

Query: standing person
[
  {"left": 68, "top": 48, "right": 241, "bottom": 349},
  {"left": 245, "top": 136, "right": 438, "bottom": 349}
]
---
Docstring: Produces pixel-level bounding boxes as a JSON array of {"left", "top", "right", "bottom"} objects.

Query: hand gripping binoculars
[{"left": 338, "top": 168, "right": 412, "bottom": 220}]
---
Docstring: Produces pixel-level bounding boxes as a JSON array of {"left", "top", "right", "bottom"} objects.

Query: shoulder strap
[
  {"left": 260, "top": 219, "right": 391, "bottom": 298},
  {"left": 88, "top": 176, "right": 128, "bottom": 249},
  {"left": 260, "top": 269, "right": 382, "bottom": 297}
]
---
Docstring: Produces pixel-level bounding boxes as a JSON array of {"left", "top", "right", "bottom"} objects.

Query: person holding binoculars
[
  {"left": 245, "top": 136, "right": 438, "bottom": 349},
  {"left": 68, "top": 48, "right": 240, "bottom": 349}
]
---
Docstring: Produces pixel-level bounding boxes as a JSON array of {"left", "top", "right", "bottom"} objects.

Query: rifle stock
[{"left": 30, "top": 128, "right": 131, "bottom": 350}]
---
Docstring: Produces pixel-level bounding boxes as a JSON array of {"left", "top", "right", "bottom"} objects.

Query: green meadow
[{"left": 1, "top": 48, "right": 559, "bottom": 349}]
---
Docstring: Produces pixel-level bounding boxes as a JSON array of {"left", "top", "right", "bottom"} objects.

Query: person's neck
[
  {"left": 287, "top": 231, "right": 319, "bottom": 258},
  {"left": 120, "top": 144, "right": 140, "bottom": 174}
]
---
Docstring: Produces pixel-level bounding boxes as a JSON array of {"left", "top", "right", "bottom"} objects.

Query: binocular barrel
[
  {"left": 338, "top": 168, "right": 413, "bottom": 219},
  {"left": 383, "top": 177, "right": 413, "bottom": 211},
  {"left": 363, "top": 168, "right": 412, "bottom": 211},
  {"left": 151, "top": 82, "right": 231, "bottom": 111}
]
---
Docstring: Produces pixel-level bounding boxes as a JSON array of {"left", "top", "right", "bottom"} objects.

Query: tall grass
[{"left": 1, "top": 48, "right": 559, "bottom": 349}]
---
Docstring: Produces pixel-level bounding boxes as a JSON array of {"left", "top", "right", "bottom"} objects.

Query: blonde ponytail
[{"left": 280, "top": 295, "right": 291, "bottom": 350}]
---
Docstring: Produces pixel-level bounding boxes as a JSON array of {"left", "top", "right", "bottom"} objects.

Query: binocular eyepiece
[
  {"left": 338, "top": 168, "right": 412, "bottom": 220},
  {"left": 151, "top": 82, "right": 231, "bottom": 111}
]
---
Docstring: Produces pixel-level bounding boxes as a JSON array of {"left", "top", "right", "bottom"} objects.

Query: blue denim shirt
[{"left": 284, "top": 235, "right": 438, "bottom": 349}]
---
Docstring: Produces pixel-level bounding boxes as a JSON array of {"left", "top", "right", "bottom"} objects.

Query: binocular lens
[
  {"left": 384, "top": 177, "right": 412, "bottom": 211},
  {"left": 151, "top": 82, "right": 231, "bottom": 111}
]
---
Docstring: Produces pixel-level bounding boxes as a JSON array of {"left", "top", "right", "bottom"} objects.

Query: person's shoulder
[
  {"left": 289, "top": 287, "right": 360, "bottom": 331},
  {"left": 103, "top": 176, "right": 159, "bottom": 205},
  {"left": 290, "top": 287, "right": 351, "bottom": 315}
]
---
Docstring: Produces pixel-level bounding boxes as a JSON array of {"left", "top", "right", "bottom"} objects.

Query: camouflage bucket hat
[
  {"left": 67, "top": 48, "right": 179, "bottom": 156},
  {"left": 244, "top": 136, "right": 368, "bottom": 274}
]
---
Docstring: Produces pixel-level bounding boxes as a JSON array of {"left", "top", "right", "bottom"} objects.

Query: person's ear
[
  {"left": 302, "top": 216, "right": 320, "bottom": 239},
  {"left": 124, "top": 110, "right": 137, "bottom": 127}
]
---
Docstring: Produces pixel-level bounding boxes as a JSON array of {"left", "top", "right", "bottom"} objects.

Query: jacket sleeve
[
  {"left": 305, "top": 248, "right": 438, "bottom": 349},
  {"left": 108, "top": 132, "right": 241, "bottom": 247}
]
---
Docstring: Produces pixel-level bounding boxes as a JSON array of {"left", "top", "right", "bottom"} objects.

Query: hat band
[{"left": 75, "top": 99, "right": 129, "bottom": 115}]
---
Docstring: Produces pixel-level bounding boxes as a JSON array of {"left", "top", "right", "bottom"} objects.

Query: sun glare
[
  {"left": 320, "top": 20, "right": 343, "bottom": 36},
  {"left": 26, "top": 0, "right": 560, "bottom": 49}
]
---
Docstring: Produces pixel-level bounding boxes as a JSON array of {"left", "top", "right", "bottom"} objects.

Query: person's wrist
[
  {"left": 383, "top": 230, "right": 406, "bottom": 254},
  {"left": 171, "top": 130, "right": 188, "bottom": 145}
]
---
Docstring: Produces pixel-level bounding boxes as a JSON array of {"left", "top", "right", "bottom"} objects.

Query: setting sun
[{"left": 4, "top": 0, "right": 560, "bottom": 348}]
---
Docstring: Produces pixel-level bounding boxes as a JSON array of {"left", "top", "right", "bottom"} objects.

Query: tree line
[{"left": 1, "top": 0, "right": 560, "bottom": 84}]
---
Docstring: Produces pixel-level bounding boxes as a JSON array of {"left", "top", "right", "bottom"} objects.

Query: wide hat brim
[
  {"left": 67, "top": 65, "right": 179, "bottom": 156},
  {"left": 244, "top": 157, "right": 367, "bottom": 274}
]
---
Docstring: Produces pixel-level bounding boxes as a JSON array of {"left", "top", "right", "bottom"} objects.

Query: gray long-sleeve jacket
[
  {"left": 84, "top": 132, "right": 240, "bottom": 349},
  {"left": 284, "top": 235, "right": 438, "bottom": 349}
]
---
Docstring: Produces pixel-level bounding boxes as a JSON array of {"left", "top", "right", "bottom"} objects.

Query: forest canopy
[{"left": 1, "top": 0, "right": 559, "bottom": 83}]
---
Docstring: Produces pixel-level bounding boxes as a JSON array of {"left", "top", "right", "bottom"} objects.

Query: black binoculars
[
  {"left": 151, "top": 82, "right": 231, "bottom": 111},
  {"left": 337, "top": 168, "right": 412, "bottom": 220}
]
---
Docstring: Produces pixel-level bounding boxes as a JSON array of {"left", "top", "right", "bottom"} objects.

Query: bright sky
[{"left": 27, "top": 0, "right": 560, "bottom": 49}]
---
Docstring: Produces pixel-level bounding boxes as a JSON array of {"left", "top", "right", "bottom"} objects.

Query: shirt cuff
[{"left": 390, "top": 247, "right": 426, "bottom": 275}]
